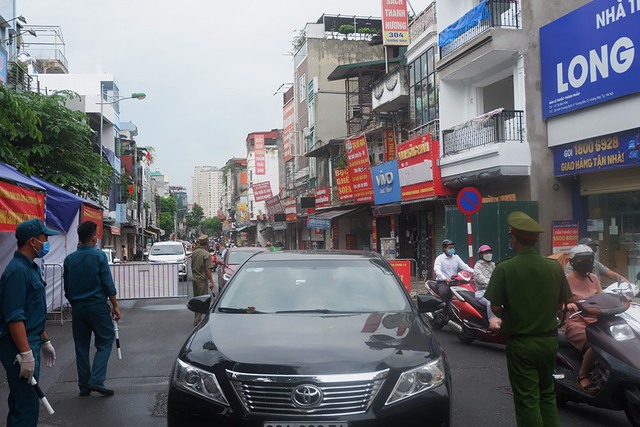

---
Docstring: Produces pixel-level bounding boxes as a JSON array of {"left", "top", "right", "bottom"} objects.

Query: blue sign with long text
[
  {"left": 540, "top": 0, "right": 640, "bottom": 119},
  {"left": 553, "top": 127, "right": 640, "bottom": 176}
]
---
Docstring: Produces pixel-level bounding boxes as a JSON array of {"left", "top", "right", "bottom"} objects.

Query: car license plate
[{"left": 264, "top": 423, "right": 347, "bottom": 427}]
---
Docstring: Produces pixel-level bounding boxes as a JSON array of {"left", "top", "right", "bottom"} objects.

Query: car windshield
[
  {"left": 151, "top": 245, "right": 184, "bottom": 255},
  {"left": 227, "top": 250, "right": 262, "bottom": 265},
  {"left": 217, "top": 259, "right": 410, "bottom": 314}
]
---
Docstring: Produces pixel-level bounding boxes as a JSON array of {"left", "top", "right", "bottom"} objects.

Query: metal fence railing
[
  {"left": 442, "top": 109, "right": 524, "bottom": 156},
  {"left": 43, "top": 264, "right": 66, "bottom": 325},
  {"left": 110, "top": 262, "right": 188, "bottom": 300}
]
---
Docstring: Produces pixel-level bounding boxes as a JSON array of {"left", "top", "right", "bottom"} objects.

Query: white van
[{"left": 148, "top": 241, "right": 188, "bottom": 281}]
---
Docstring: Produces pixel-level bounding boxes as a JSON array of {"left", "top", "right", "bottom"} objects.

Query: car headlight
[
  {"left": 611, "top": 324, "right": 635, "bottom": 341},
  {"left": 385, "top": 358, "right": 445, "bottom": 406},
  {"left": 223, "top": 273, "right": 231, "bottom": 282},
  {"left": 173, "top": 359, "right": 229, "bottom": 405}
]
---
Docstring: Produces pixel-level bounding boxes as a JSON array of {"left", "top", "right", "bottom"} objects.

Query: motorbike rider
[
  {"left": 473, "top": 244, "right": 496, "bottom": 322},
  {"left": 433, "top": 239, "right": 474, "bottom": 303},
  {"left": 563, "top": 244, "right": 603, "bottom": 394},
  {"left": 566, "top": 237, "right": 629, "bottom": 284}
]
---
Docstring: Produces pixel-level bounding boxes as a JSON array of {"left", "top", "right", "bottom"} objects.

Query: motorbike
[
  {"left": 603, "top": 273, "right": 640, "bottom": 335},
  {"left": 425, "top": 271, "right": 477, "bottom": 331},
  {"left": 554, "top": 292, "right": 640, "bottom": 426}
]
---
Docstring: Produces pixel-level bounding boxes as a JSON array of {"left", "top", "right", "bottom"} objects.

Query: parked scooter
[
  {"left": 603, "top": 273, "right": 640, "bottom": 335},
  {"left": 554, "top": 292, "right": 640, "bottom": 426}
]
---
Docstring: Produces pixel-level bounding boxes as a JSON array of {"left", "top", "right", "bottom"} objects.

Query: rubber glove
[
  {"left": 15, "top": 350, "right": 35, "bottom": 380},
  {"left": 42, "top": 341, "right": 56, "bottom": 368}
]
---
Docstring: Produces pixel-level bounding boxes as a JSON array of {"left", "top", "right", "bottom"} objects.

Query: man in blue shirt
[
  {"left": 0, "top": 218, "right": 59, "bottom": 427},
  {"left": 64, "top": 221, "right": 121, "bottom": 397}
]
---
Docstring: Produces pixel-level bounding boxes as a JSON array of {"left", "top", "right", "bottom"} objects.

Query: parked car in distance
[
  {"left": 148, "top": 241, "right": 188, "bottom": 281},
  {"left": 216, "top": 246, "right": 268, "bottom": 289},
  {"left": 168, "top": 250, "right": 451, "bottom": 427},
  {"left": 101, "top": 248, "right": 120, "bottom": 265}
]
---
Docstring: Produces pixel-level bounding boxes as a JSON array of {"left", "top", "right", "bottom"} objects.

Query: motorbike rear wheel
[{"left": 429, "top": 309, "right": 448, "bottom": 330}]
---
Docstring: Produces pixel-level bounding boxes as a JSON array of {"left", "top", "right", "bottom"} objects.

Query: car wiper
[
  {"left": 218, "top": 307, "right": 264, "bottom": 314},
  {"left": 275, "top": 309, "right": 338, "bottom": 314}
]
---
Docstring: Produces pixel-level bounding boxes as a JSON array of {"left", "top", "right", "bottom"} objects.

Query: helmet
[
  {"left": 578, "top": 237, "right": 598, "bottom": 247},
  {"left": 569, "top": 244, "right": 593, "bottom": 259},
  {"left": 442, "top": 239, "right": 455, "bottom": 248},
  {"left": 478, "top": 244, "right": 493, "bottom": 254}
]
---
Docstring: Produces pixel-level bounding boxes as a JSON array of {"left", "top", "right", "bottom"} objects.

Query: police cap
[{"left": 507, "top": 211, "right": 544, "bottom": 240}]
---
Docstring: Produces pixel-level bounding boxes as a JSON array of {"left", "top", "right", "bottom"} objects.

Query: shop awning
[
  {"left": 328, "top": 57, "right": 402, "bottom": 81},
  {"left": 312, "top": 208, "right": 360, "bottom": 220},
  {"left": 233, "top": 225, "right": 248, "bottom": 232}
]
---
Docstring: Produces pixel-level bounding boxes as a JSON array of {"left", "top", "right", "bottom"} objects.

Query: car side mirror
[
  {"left": 416, "top": 294, "right": 446, "bottom": 313},
  {"left": 187, "top": 295, "right": 212, "bottom": 314}
]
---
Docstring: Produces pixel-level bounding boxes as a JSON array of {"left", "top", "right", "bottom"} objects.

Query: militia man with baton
[
  {"left": 0, "top": 219, "right": 59, "bottom": 426},
  {"left": 64, "top": 221, "right": 121, "bottom": 396}
]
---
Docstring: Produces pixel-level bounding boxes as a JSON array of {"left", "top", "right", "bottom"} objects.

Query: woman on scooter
[
  {"left": 474, "top": 245, "right": 496, "bottom": 322},
  {"left": 563, "top": 244, "right": 604, "bottom": 394}
]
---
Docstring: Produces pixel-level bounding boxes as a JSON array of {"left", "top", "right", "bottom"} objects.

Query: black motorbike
[{"left": 554, "top": 292, "right": 640, "bottom": 426}]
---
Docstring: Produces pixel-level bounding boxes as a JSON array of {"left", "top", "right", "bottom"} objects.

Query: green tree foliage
[
  {"left": 186, "top": 204, "right": 204, "bottom": 229},
  {"left": 202, "top": 217, "right": 222, "bottom": 237},
  {"left": 0, "top": 88, "right": 112, "bottom": 201},
  {"left": 160, "top": 196, "right": 178, "bottom": 217},
  {"left": 159, "top": 212, "right": 175, "bottom": 236}
]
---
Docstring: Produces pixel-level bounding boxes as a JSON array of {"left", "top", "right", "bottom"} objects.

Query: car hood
[
  {"left": 183, "top": 312, "right": 441, "bottom": 374},
  {"left": 149, "top": 254, "right": 185, "bottom": 262}
]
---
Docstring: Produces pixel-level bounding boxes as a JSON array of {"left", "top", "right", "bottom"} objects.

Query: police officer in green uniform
[
  {"left": 0, "top": 218, "right": 59, "bottom": 427},
  {"left": 485, "top": 211, "right": 571, "bottom": 427},
  {"left": 63, "top": 221, "right": 121, "bottom": 397},
  {"left": 191, "top": 234, "right": 214, "bottom": 325}
]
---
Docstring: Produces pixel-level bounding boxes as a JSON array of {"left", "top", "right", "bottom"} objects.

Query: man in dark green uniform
[
  {"left": 64, "top": 221, "right": 121, "bottom": 397},
  {"left": 485, "top": 211, "right": 570, "bottom": 427},
  {"left": 191, "top": 235, "right": 214, "bottom": 325},
  {"left": 0, "top": 218, "right": 59, "bottom": 427}
]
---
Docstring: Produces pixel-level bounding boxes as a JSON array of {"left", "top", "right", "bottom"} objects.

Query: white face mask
[{"left": 482, "top": 253, "right": 493, "bottom": 262}]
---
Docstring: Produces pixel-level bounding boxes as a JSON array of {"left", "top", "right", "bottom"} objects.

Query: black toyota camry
[{"left": 167, "top": 250, "right": 451, "bottom": 426}]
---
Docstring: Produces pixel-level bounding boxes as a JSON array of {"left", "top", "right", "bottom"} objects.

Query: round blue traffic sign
[{"left": 456, "top": 187, "right": 482, "bottom": 215}]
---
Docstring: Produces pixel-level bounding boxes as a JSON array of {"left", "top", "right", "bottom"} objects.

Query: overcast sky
[{"left": 19, "top": 0, "right": 430, "bottom": 196}]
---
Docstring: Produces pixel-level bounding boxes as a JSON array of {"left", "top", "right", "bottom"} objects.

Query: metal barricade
[
  {"left": 43, "top": 264, "right": 67, "bottom": 325},
  {"left": 110, "top": 262, "right": 188, "bottom": 300}
]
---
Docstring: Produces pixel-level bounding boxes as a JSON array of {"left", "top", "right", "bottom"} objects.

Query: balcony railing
[
  {"left": 439, "top": 0, "right": 520, "bottom": 58},
  {"left": 409, "top": 118, "right": 439, "bottom": 141},
  {"left": 442, "top": 109, "right": 523, "bottom": 156},
  {"left": 6, "top": 61, "right": 33, "bottom": 91}
]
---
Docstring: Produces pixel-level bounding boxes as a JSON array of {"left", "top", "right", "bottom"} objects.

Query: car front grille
[{"left": 227, "top": 369, "right": 388, "bottom": 416}]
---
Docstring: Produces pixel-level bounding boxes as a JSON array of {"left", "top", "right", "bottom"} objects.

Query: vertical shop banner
[
  {"left": 552, "top": 220, "right": 579, "bottom": 253},
  {"left": 345, "top": 135, "right": 374, "bottom": 203},
  {"left": 254, "top": 134, "right": 266, "bottom": 175},
  {"left": 388, "top": 259, "right": 412, "bottom": 292},
  {"left": 384, "top": 130, "right": 396, "bottom": 161},
  {"left": 81, "top": 204, "right": 103, "bottom": 239},
  {"left": 283, "top": 99, "right": 295, "bottom": 162},
  {"left": 398, "top": 133, "right": 434, "bottom": 200},
  {"left": 252, "top": 181, "right": 273, "bottom": 202},
  {"left": 283, "top": 197, "right": 297, "bottom": 222},
  {"left": 315, "top": 187, "right": 331, "bottom": 208},
  {"left": 264, "top": 195, "right": 284, "bottom": 218},
  {"left": 236, "top": 202, "right": 248, "bottom": 226},
  {"left": 372, "top": 160, "right": 401, "bottom": 205},
  {"left": 334, "top": 167, "right": 354, "bottom": 201},
  {"left": 0, "top": 181, "right": 45, "bottom": 232},
  {"left": 540, "top": 0, "right": 640, "bottom": 119},
  {"left": 381, "top": 0, "right": 410, "bottom": 46},
  {"left": 331, "top": 220, "right": 340, "bottom": 249}
]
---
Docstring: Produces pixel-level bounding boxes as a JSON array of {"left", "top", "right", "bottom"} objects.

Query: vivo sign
[
  {"left": 540, "top": 0, "right": 640, "bottom": 119},
  {"left": 371, "top": 160, "right": 401, "bottom": 205}
]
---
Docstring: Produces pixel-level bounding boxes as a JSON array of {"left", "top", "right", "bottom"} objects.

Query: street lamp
[
  {"left": 98, "top": 92, "right": 146, "bottom": 164},
  {"left": 1, "top": 29, "right": 36, "bottom": 46},
  {"left": 0, "top": 15, "right": 27, "bottom": 26}
]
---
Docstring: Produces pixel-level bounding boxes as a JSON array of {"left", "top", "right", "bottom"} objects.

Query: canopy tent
[{"left": 29, "top": 176, "right": 102, "bottom": 313}]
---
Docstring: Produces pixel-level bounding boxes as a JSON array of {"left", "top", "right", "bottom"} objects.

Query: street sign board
[{"left": 456, "top": 187, "right": 482, "bottom": 215}]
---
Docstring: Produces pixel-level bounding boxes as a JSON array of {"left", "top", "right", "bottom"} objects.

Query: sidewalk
[{"left": 0, "top": 295, "right": 195, "bottom": 426}]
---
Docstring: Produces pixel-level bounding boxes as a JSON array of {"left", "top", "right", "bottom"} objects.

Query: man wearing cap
[
  {"left": 0, "top": 218, "right": 59, "bottom": 426},
  {"left": 191, "top": 235, "right": 214, "bottom": 325},
  {"left": 485, "top": 211, "right": 571, "bottom": 427},
  {"left": 64, "top": 221, "right": 120, "bottom": 397},
  {"left": 566, "top": 237, "right": 629, "bottom": 283}
]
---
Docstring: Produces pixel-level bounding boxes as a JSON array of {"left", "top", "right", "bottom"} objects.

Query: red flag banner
[
  {"left": 81, "top": 204, "right": 104, "bottom": 239},
  {"left": 252, "top": 181, "right": 273, "bottom": 202},
  {"left": 334, "top": 167, "right": 354, "bottom": 201},
  {"left": 345, "top": 135, "right": 374, "bottom": 203},
  {"left": 254, "top": 134, "right": 266, "bottom": 175},
  {"left": 0, "top": 181, "right": 45, "bottom": 232}
]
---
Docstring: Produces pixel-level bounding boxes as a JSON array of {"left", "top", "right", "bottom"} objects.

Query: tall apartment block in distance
[{"left": 192, "top": 166, "right": 224, "bottom": 218}]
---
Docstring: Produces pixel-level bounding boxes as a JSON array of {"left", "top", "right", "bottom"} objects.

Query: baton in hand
[
  {"left": 113, "top": 318, "right": 122, "bottom": 360},
  {"left": 29, "top": 377, "right": 54, "bottom": 415}
]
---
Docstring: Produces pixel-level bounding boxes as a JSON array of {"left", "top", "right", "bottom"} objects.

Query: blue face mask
[
  {"left": 34, "top": 239, "right": 50, "bottom": 258},
  {"left": 446, "top": 248, "right": 455, "bottom": 257}
]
